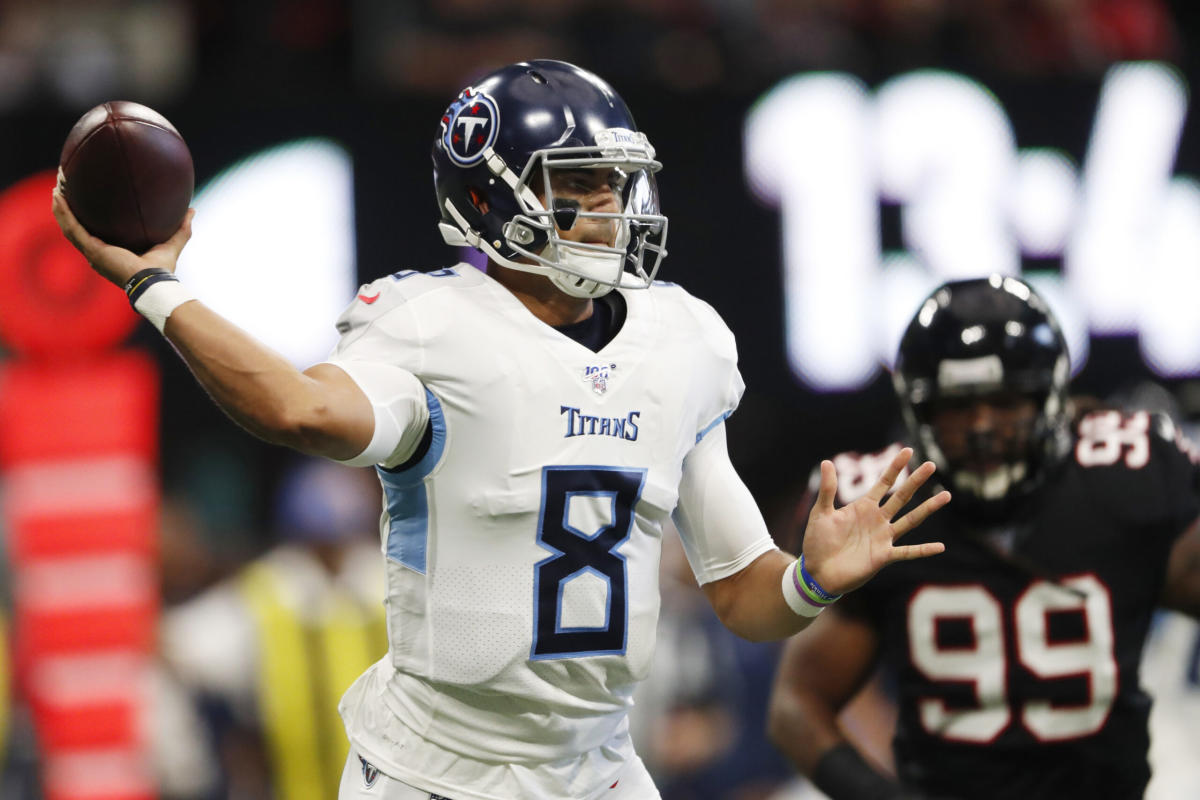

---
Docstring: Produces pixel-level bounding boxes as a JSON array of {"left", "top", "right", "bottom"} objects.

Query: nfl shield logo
[
  {"left": 583, "top": 363, "right": 616, "bottom": 395},
  {"left": 359, "top": 755, "right": 380, "bottom": 788}
]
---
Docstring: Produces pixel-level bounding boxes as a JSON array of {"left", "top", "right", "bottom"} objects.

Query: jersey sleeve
[
  {"left": 321, "top": 277, "right": 431, "bottom": 468},
  {"left": 675, "top": 288, "right": 745, "bottom": 444},
  {"left": 1076, "top": 410, "right": 1200, "bottom": 541},
  {"left": 327, "top": 276, "right": 424, "bottom": 373},
  {"left": 1149, "top": 413, "right": 1200, "bottom": 537}
]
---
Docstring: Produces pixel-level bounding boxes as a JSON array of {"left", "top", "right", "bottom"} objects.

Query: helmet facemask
[
  {"left": 896, "top": 353, "right": 1071, "bottom": 522},
  {"left": 498, "top": 131, "right": 668, "bottom": 298}
]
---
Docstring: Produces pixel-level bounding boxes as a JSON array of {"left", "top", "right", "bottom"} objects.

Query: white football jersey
[{"left": 326, "top": 265, "right": 766, "bottom": 799}]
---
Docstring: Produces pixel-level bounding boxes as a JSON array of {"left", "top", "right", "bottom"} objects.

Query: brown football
[{"left": 59, "top": 101, "right": 194, "bottom": 253}]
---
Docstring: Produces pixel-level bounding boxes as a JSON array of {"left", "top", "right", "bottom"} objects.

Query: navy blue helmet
[
  {"left": 432, "top": 60, "right": 668, "bottom": 298},
  {"left": 894, "top": 275, "right": 1072, "bottom": 519}
]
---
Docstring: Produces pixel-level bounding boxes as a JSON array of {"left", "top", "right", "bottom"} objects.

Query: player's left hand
[{"left": 801, "top": 446, "right": 948, "bottom": 596}]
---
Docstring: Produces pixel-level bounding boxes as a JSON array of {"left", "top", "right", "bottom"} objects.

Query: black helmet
[
  {"left": 432, "top": 60, "right": 667, "bottom": 298},
  {"left": 893, "top": 275, "right": 1071, "bottom": 520}
]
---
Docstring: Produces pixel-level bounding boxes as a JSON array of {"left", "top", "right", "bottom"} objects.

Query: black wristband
[
  {"left": 123, "top": 267, "right": 169, "bottom": 295},
  {"left": 124, "top": 268, "right": 179, "bottom": 306},
  {"left": 812, "top": 743, "right": 903, "bottom": 800}
]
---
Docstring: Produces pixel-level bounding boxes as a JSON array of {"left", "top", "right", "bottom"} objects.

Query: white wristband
[
  {"left": 781, "top": 560, "right": 826, "bottom": 618},
  {"left": 133, "top": 279, "right": 197, "bottom": 333}
]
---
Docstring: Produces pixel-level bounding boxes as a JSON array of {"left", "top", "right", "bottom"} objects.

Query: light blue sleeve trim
[{"left": 696, "top": 411, "right": 733, "bottom": 444}]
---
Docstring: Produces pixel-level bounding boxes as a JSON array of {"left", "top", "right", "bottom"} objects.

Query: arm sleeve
[{"left": 671, "top": 422, "right": 778, "bottom": 585}]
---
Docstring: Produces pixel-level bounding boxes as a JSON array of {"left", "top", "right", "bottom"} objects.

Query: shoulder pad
[
  {"left": 335, "top": 265, "right": 482, "bottom": 336},
  {"left": 383, "top": 265, "right": 485, "bottom": 297},
  {"left": 651, "top": 283, "right": 737, "bottom": 360},
  {"left": 1146, "top": 410, "right": 1200, "bottom": 467},
  {"left": 1072, "top": 409, "right": 1200, "bottom": 528}
]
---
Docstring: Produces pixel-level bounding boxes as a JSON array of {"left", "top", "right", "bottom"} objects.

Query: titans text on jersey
[{"left": 560, "top": 406, "right": 640, "bottom": 440}]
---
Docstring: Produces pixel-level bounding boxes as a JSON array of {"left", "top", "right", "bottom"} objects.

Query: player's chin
[
  {"left": 567, "top": 234, "right": 616, "bottom": 247},
  {"left": 571, "top": 223, "right": 619, "bottom": 246}
]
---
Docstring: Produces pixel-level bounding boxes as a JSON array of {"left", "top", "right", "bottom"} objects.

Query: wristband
[
  {"left": 124, "top": 267, "right": 173, "bottom": 301},
  {"left": 799, "top": 553, "right": 843, "bottom": 604},
  {"left": 124, "top": 268, "right": 195, "bottom": 333},
  {"left": 781, "top": 559, "right": 830, "bottom": 618}
]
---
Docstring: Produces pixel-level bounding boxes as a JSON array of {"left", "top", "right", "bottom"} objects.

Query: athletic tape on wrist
[{"left": 781, "top": 560, "right": 828, "bottom": 618}]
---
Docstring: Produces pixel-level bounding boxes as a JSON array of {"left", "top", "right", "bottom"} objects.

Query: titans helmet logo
[{"left": 440, "top": 88, "right": 500, "bottom": 167}]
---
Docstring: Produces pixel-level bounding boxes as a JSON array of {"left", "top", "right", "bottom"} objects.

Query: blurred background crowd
[
  {"left": 0, "top": 0, "right": 1197, "bottom": 110},
  {"left": 2, "top": 1, "right": 1200, "bottom": 799}
]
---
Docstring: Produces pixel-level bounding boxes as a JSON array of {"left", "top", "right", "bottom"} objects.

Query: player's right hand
[{"left": 52, "top": 178, "right": 193, "bottom": 288}]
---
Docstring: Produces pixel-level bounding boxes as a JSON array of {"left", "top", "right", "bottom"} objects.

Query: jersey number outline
[
  {"left": 908, "top": 575, "right": 1118, "bottom": 743},
  {"left": 531, "top": 466, "right": 646, "bottom": 660}
]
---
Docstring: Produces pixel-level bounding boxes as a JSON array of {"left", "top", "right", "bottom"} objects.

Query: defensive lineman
[
  {"left": 54, "top": 61, "right": 948, "bottom": 800},
  {"left": 767, "top": 277, "right": 1200, "bottom": 800}
]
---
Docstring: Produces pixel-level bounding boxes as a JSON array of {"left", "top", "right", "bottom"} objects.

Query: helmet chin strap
[
  {"left": 549, "top": 272, "right": 612, "bottom": 299},
  {"left": 494, "top": 233, "right": 626, "bottom": 298},
  {"left": 476, "top": 240, "right": 617, "bottom": 299},
  {"left": 548, "top": 245, "right": 622, "bottom": 298}
]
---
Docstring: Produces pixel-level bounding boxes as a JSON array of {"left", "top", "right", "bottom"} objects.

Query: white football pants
[{"left": 338, "top": 748, "right": 662, "bottom": 800}]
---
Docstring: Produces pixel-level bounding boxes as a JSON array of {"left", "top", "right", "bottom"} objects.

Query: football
[{"left": 59, "top": 101, "right": 194, "bottom": 253}]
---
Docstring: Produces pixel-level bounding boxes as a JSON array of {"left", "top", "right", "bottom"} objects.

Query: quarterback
[
  {"left": 54, "top": 61, "right": 948, "bottom": 800},
  {"left": 767, "top": 276, "right": 1200, "bottom": 800}
]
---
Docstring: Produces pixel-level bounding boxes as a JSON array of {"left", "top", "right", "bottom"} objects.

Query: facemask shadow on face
[{"left": 931, "top": 393, "right": 1041, "bottom": 500}]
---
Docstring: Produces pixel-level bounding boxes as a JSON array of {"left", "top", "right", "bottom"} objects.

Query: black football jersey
[{"left": 832, "top": 411, "right": 1200, "bottom": 800}]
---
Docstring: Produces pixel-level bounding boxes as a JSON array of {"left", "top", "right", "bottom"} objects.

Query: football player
[
  {"left": 53, "top": 60, "right": 949, "bottom": 800},
  {"left": 766, "top": 275, "right": 1200, "bottom": 800}
]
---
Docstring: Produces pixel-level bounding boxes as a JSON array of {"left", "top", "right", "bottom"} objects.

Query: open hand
[
  {"left": 802, "top": 447, "right": 949, "bottom": 596},
  {"left": 52, "top": 175, "right": 193, "bottom": 288}
]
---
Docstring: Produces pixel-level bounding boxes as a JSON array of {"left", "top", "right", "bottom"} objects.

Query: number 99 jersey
[
  {"left": 324, "top": 265, "right": 767, "bottom": 799},
  {"left": 833, "top": 411, "right": 1200, "bottom": 800}
]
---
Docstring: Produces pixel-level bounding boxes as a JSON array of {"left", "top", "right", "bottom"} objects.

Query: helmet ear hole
[{"left": 467, "top": 187, "right": 489, "bottom": 214}]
